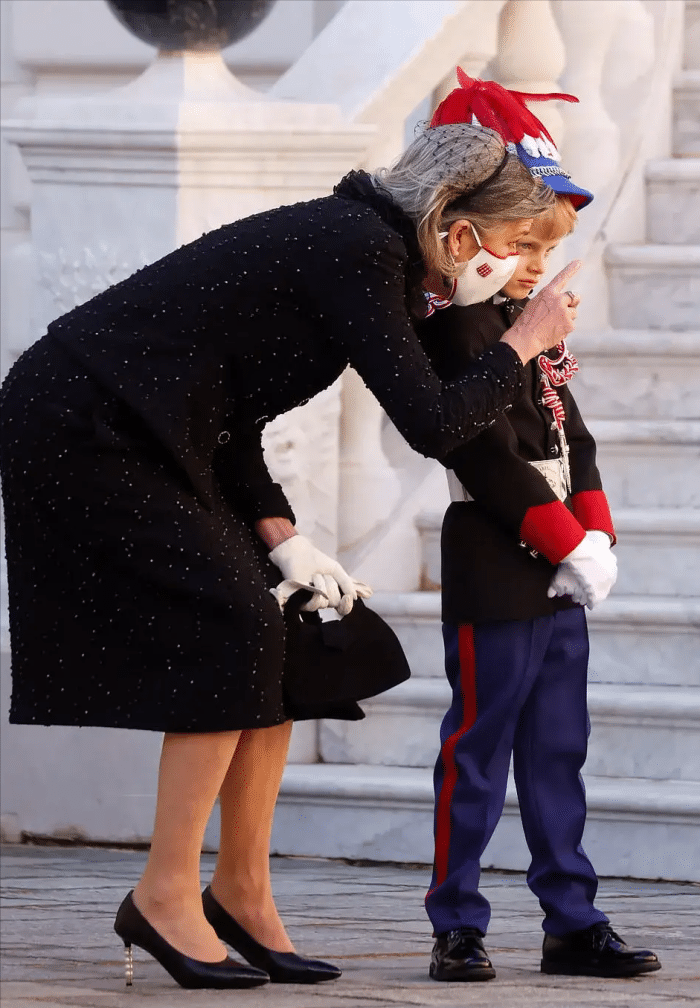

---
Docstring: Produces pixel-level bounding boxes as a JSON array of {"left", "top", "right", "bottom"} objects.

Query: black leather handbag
[{"left": 282, "top": 591, "right": 411, "bottom": 721}]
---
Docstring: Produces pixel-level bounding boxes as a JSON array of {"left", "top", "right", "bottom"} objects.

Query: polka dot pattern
[{"left": 0, "top": 173, "right": 523, "bottom": 731}]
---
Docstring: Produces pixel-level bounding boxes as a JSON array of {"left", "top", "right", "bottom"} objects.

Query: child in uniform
[{"left": 418, "top": 73, "right": 661, "bottom": 983}]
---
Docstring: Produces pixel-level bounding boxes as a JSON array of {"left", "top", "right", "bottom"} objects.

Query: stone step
[
  {"left": 571, "top": 329, "right": 700, "bottom": 420},
  {"left": 646, "top": 159, "right": 700, "bottom": 244},
  {"left": 320, "top": 679, "right": 700, "bottom": 783},
  {"left": 612, "top": 508, "right": 700, "bottom": 595},
  {"left": 269, "top": 763, "right": 700, "bottom": 882},
  {"left": 587, "top": 419, "right": 700, "bottom": 508},
  {"left": 604, "top": 243, "right": 700, "bottom": 331},
  {"left": 369, "top": 591, "right": 700, "bottom": 687},
  {"left": 673, "top": 70, "right": 700, "bottom": 156},
  {"left": 415, "top": 508, "right": 700, "bottom": 597},
  {"left": 585, "top": 594, "right": 700, "bottom": 686}
]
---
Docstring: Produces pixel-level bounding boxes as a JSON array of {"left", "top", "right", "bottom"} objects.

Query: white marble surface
[
  {"left": 268, "top": 763, "right": 700, "bottom": 881},
  {"left": 587, "top": 624, "right": 700, "bottom": 687},
  {"left": 605, "top": 243, "right": 700, "bottom": 331},
  {"left": 673, "top": 70, "right": 700, "bottom": 156},
  {"left": 271, "top": 0, "right": 504, "bottom": 167},
  {"left": 4, "top": 52, "right": 374, "bottom": 340},
  {"left": 371, "top": 591, "right": 700, "bottom": 688},
  {"left": 687, "top": 0, "right": 700, "bottom": 71},
  {"left": 591, "top": 439, "right": 700, "bottom": 509},
  {"left": 320, "top": 676, "right": 700, "bottom": 781},
  {"left": 612, "top": 522, "right": 700, "bottom": 596},
  {"left": 646, "top": 158, "right": 700, "bottom": 244},
  {"left": 572, "top": 331, "right": 700, "bottom": 420}
]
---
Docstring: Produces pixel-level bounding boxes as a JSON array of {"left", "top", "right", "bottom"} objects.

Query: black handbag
[{"left": 282, "top": 591, "right": 411, "bottom": 721}]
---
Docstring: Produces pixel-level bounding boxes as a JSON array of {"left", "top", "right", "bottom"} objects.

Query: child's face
[{"left": 499, "top": 222, "right": 567, "bottom": 299}]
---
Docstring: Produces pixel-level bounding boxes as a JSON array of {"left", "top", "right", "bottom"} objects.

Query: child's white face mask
[{"left": 441, "top": 224, "right": 520, "bottom": 306}]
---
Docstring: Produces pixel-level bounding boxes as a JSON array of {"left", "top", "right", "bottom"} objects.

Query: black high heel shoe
[
  {"left": 202, "top": 886, "right": 342, "bottom": 984},
  {"left": 114, "top": 891, "right": 269, "bottom": 989}
]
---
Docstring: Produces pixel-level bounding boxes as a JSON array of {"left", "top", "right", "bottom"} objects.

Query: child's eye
[{"left": 518, "top": 243, "right": 532, "bottom": 251}]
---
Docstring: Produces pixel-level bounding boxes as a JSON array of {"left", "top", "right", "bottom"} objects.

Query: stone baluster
[
  {"left": 550, "top": 0, "right": 634, "bottom": 327},
  {"left": 550, "top": 0, "right": 622, "bottom": 205},
  {"left": 337, "top": 368, "right": 402, "bottom": 567},
  {"left": 489, "top": 0, "right": 566, "bottom": 145}
]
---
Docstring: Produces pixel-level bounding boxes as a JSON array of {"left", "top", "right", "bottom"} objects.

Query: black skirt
[{"left": 0, "top": 336, "right": 289, "bottom": 732}]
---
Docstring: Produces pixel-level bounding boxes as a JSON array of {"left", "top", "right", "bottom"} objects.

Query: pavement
[{"left": 1, "top": 844, "right": 699, "bottom": 1008}]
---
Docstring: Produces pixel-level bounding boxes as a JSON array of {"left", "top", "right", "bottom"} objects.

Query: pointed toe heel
[
  {"left": 114, "top": 891, "right": 269, "bottom": 989},
  {"left": 202, "top": 886, "right": 341, "bottom": 984}
]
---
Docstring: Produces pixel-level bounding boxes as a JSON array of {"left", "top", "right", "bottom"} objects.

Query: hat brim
[{"left": 516, "top": 144, "right": 593, "bottom": 209}]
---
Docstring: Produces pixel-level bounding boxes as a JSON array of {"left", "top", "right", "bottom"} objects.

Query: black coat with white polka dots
[{"left": 0, "top": 172, "right": 523, "bottom": 732}]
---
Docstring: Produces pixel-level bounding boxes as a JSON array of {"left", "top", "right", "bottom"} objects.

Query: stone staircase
[{"left": 271, "top": 4, "right": 700, "bottom": 881}]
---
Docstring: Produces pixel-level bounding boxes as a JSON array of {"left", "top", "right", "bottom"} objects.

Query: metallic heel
[{"left": 124, "top": 943, "right": 134, "bottom": 986}]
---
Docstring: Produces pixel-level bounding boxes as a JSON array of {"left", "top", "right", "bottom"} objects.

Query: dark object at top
[{"left": 106, "top": 0, "right": 277, "bottom": 52}]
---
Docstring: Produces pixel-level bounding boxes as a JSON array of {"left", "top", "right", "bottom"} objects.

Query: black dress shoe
[
  {"left": 429, "top": 927, "right": 496, "bottom": 982},
  {"left": 202, "top": 886, "right": 342, "bottom": 984},
  {"left": 541, "top": 922, "right": 662, "bottom": 978},
  {"left": 113, "top": 891, "right": 269, "bottom": 989}
]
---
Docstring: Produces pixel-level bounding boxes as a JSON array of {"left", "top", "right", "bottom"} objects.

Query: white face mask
[{"left": 441, "top": 224, "right": 520, "bottom": 306}]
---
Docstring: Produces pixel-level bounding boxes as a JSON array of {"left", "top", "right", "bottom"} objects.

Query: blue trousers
[{"left": 425, "top": 607, "right": 608, "bottom": 937}]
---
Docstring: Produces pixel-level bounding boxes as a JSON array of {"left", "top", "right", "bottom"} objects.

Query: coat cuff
[
  {"left": 520, "top": 501, "right": 587, "bottom": 564},
  {"left": 233, "top": 482, "right": 296, "bottom": 525},
  {"left": 572, "top": 490, "right": 616, "bottom": 545}
]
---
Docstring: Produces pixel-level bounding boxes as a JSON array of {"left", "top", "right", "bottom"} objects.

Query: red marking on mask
[{"left": 476, "top": 263, "right": 493, "bottom": 277}]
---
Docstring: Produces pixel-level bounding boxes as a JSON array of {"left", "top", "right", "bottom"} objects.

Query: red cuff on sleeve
[
  {"left": 572, "top": 490, "right": 616, "bottom": 545},
  {"left": 520, "top": 501, "right": 586, "bottom": 564}
]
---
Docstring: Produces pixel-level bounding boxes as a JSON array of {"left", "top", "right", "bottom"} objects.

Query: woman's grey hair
[{"left": 372, "top": 122, "right": 555, "bottom": 278}]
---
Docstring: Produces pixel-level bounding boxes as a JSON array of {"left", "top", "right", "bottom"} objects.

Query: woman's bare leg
[
  {"left": 210, "top": 720, "right": 295, "bottom": 951},
  {"left": 133, "top": 730, "right": 241, "bottom": 962}
]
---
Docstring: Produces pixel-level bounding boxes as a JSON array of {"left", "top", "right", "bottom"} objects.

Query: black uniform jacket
[
  {"left": 416, "top": 297, "right": 615, "bottom": 625},
  {"left": 47, "top": 172, "right": 523, "bottom": 524}
]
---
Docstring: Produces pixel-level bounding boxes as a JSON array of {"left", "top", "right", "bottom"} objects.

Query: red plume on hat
[
  {"left": 431, "top": 69, "right": 594, "bottom": 209},
  {"left": 430, "top": 67, "right": 578, "bottom": 147}
]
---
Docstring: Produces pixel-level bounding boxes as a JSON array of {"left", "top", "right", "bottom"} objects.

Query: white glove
[
  {"left": 547, "top": 565, "right": 588, "bottom": 606},
  {"left": 547, "top": 530, "right": 617, "bottom": 610},
  {"left": 269, "top": 535, "right": 372, "bottom": 615}
]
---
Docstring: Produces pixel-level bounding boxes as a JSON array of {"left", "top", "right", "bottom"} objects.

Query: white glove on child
[
  {"left": 547, "top": 565, "right": 586, "bottom": 605},
  {"left": 547, "top": 530, "right": 617, "bottom": 610},
  {"left": 269, "top": 534, "right": 372, "bottom": 615}
]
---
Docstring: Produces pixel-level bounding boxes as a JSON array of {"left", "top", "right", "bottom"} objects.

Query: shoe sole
[
  {"left": 430, "top": 967, "right": 496, "bottom": 982},
  {"left": 541, "top": 960, "right": 662, "bottom": 978}
]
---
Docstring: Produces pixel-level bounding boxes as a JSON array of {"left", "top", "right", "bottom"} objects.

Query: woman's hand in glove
[
  {"left": 547, "top": 530, "right": 617, "bottom": 610},
  {"left": 269, "top": 534, "right": 372, "bottom": 615}
]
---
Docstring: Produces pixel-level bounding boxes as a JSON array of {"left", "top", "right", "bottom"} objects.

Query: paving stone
[{"left": 1, "top": 844, "right": 698, "bottom": 1007}]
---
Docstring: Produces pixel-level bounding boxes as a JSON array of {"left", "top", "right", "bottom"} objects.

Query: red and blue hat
[{"left": 431, "top": 69, "right": 593, "bottom": 209}]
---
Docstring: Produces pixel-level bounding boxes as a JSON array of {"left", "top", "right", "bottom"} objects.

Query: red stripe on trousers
[{"left": 432, "top": 624, "right": 478, "bottom": 889}]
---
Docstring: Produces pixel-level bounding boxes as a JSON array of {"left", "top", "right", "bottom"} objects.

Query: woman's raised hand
[{"left": 501, "top": 260, "right": 582, "bottom": 364}]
